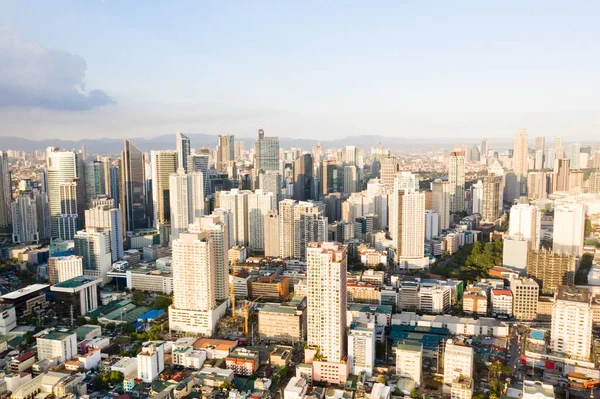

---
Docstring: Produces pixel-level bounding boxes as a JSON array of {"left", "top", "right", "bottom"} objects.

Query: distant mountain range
[{"left": 2, "top": 133, "right": 513, "bottom": 155}]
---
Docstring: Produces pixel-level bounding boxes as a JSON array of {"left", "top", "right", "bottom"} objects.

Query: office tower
[
  {"left": 535, "top": 136, "right": 545, "bottom": 169},
  {"left": 589, "top": 172, "right": 600, "bottom": 194},
  {"left": 553, "top": 158, "right": 570, "bottom": 192},
  {"left": 259, "top": 171, "right": 282, "bottom": 209},
  {"left": 471, "top": 180, "right": 483, "bottom": 215},
  {"left": 431, "top": 179, "right": 450, "bottom": 233},
  {"left": 169, "top": 226, "right": 228, "bottom": 335},
  {"left": 83, "top": 160, "right": 106, "bottom": 209},
  {"left": 513, "top": 129, "right": 529, "bottom": 196},
  {"left": 279, "top": 199, "right": 327, "bottom": 259},
  {"left": 150, "top": 150, "right": 178, "bottom": 228},
  {"left": 85, "top": 202, "right": 124, "bottom": 262},
  {"left": 109, "top": 166, "right": 120, "bottom": 208},
  {"left": 343, "top": 165, "right": 358, "bottom": 194},
  {"left": 544, "top": 147, "right": 555, "bottom": 169},
  {"left": 192, "top": 214, "right": 230, "bottom": 301},
  {"left": 552, "top": 200, "right": 585, "bottom": 257},
  {"left": 480, "top": 137, "right": 488, "bottom": 162},
  {"left": 481, "top": 175, "right": 502, "bottom": 223},
  {"left": 535, "top": 136, "right": 545, "bottom": 153},
  {"left": 527, "top": 172, "right": 547, "bottom": 200},
  {"left": 99, "top": 157, "right": 113, "bottom": 198},
  {"left": 216, "top": 135, "right": 234, "bottom": 173},
  {"left": 56, "top": 180, "right": 81, "bottom": 240},
  {"left": 48, "top": 255, "right": 83, "bottom": 284},
  {"left": 509, "top": 203, "right": 541, "bottom": 249},
  {"left": 526, "top": 250, "right": 576, "bottom": 294},
  {"left": 254, "top": 127, "right": 280, "bottom": 173},
  {"left": 176, "top": 132, "right": 191, "bottom": 173},
  {"left": 120, "top": 140, "right": 149, "bottom": 232},
  {"left": 568, "top": 170, "right": 584, "bottom": 192},
  {"left": 0, "top": 152, "right": 11, "bottom": 230},
  {"left": 323, "top": 193, "right": 342, "bottom": 224},
  {"left": 510, "top": 278, "right": 539, "bottom": 320},
  {"left": 293, "top": 154, "right": 314, "bottom": 201},
  {"left": 320, "top": 161, "right": 336, "bottom": 197},
  {"left": 551, "top": 286, "right": 593, "bottom": 360},
  {"left": 347, "top": 320, "right": 375, "bottom": 377},
  {"left": 306, "top": 242, "right": 348, "bottom": 382},
  {"left": 567, "top": 142, "right": 580, "bottom": 169},
  {"left": 448, "top": 152, "right": 465, "bottom": 213},
  {"left": 34, "top": 191, "right": 51, "bottom": 241},
  {"left": 264, "top": 211, "right": 280, "bottom": 257},
  {"left": 443, "top": 340, "right": 474, "bottom": 385},
  {"left": 424, "top": 210, "right": 439, "bottom": 240},
  {"left": 396, "top": 343, "right": 423, "bottom": 386},
  {"left": 47, "top": 147, "right": 79, "bottom": 238},
  {"left": 389, "top": 176, "right": 425, "bottom": 267},
  {"left": 380, "top": 156, "right": 399, "bottom": 189},
  {"left": 366, "top": 178, "right": 388, "bottom": 230},
  {"left": 188, "top": 148, "right": 210, "bottom": 195},
  {"left": 74, "top": 229, "right": 112, "bottom": 283},
  {"left": 11, "top": 195, "right": 38, "bottom": 244},
  {"left": 169, "top": 169, "right": 205, "bottom": 241},
  {"left": 554, "top": 137, "right": 564, "bottom": 158}
]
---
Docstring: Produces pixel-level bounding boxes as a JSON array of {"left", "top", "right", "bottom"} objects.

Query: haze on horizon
[{"left": 1, "top": 1, "right": 599, "bottom": 142}]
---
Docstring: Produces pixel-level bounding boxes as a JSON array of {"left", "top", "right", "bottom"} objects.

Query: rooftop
[
  {"left": 38, "top": 331, "right": 74, "bottom": 341},
  {"left": 1, "top": 284, "right": 49, "bottom": 300},
  {"left": 556, "top": 285, "right": 592, "bottom": 303},
  {"left": 53, "top": 276, "right": 101, "bottom": 290}
]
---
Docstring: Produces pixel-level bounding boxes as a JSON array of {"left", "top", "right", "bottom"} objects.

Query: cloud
[{"left": 0, "top": 27, "right": 115, "bottom": 111}]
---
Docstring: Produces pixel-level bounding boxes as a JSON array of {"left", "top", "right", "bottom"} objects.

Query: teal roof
[{"left": 54, "top": 276, "right": 98, "bottom": 289}]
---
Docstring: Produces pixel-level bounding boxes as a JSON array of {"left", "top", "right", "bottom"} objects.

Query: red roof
[
  {"left": 491, "top": 289, "right": 512, "bottom": 296},
  {"left": 15, "top": 351, "right": 35, "bottom": 362}
]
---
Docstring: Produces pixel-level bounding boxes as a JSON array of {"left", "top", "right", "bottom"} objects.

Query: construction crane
[
  {"left": 243, "top": 296, "right": 263, "bottom": 339},
  {"left": 230, "top": 274, "right": 236, "bottom": 318}
]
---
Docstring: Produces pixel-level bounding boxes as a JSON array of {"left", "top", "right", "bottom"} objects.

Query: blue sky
[{"left": 1, "top": 1, "right": 599, "bottom": 141}]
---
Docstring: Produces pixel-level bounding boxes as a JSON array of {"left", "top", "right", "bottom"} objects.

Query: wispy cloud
[{"left": 0, "top": 27, "right": 115, "bottom": 111}]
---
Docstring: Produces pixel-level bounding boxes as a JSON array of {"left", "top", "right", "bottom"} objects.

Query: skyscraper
[
  {"left": 480, "top": 137, "right": 488, "bottom": 162},
  {"left": 11, "top": 195, "right": 38, "bottom": 244},
  {"left": 380, "top": 156, "right": 399, "bottom": 189},
  {"left": 389, "top": 175, "right": 426, "bottom": 268},
  {"left": 74, "top": 229, "right": 112, "bottom": 283},
  {"left": 431, "top": 179, "right": 450, "bottom": 233},
  {"left": 448, "top": 152, "right": 465, "bottom": 213},
  {"left": 254, "top": 127, "right": 280, "bottom": 173},
  {"left": 176, "top": 132, "right": 191, "bottom": 173},
  {"left": 554, "top": 137, "right": 564, "bottom": 159},
  {"left": 306, "top": 242, "right": 348, "bottom": 383},
  {"left": 293, "top": 154, "right": 314, "bottom": 201},
  {"left": 188, "top": 148, "right": 210, "bottom": 195},
  {"left": 0, "top": 152, "right": 12, "bottom": 230},
  {"left": 481, "top": 175, "right": 502, "bottom": 223},
  {"left": 567, "top": 142, "right": 581, "bottom": 170},
  {"left": 46, "top": 147, "right": 78, "bottom": 238},
  {"left": 551, "top": 286, "right": 593, "bottom": 360},
  {"left": 85, "top": 201, "right": 124, "bottom": 262},
  {"left": 169, "top": 169, "right": 205, "bottom": 241},
  {"left": 83, "top": 160, "right": 106, "bottom": 209},
  {"left": 527, "top": 172, "right": 547, "bottom": 200},
  {"left": 120, "top": 140, "right": 149, "bottom": 232},
  {"left": 279, "top": 199, "right": 327, "bottom": 259},
  {"left": 508, "top": 203, "right": 541, "bottom": 249},
  {"left": 216, "top": 135, "right": 234, "bottom": 173},
  {"left": 553, "top": 200, "right": 585, "bottom": 257},
  {"left": 513, "top": 129, "right": 529, "bottom": 195},
  {"left": 553, "top": 158, "right": 570, "bottom": 192},
  {"left": 150, "top": 150, "right": 178, "bottom": 228}
]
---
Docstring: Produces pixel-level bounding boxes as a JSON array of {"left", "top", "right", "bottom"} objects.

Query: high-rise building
[
  {"left": 552, "top": 200, "right": 585, "bottom": 257},
  {"left": 389, "top": 176, "right": 426, "bottom": 268},
  {"left": 554, "top": 137, "right": 564, "bottom": 158},
  {"left": 551, "top": 286, "right": 593, "bottom": 360},
  {"left": 0, "top": 152, "right": 11, "bottom": 230},
  {"left": 481, "top": 175, "right": 502, "bottom": 223},
  {"left": 216, "top": 135, "right": 234, "bottom": 173},
  {"left": 293, "top": 154, "right": 314, "bottom": 201},
  {"left": 527, "top": 172, "right": 547, "bottom": 200},
  {"left": 254, "top": 127, "right": 280, "bottom": 173},
  {"left": 121, "top": 140, "right": 149, "bottom": 232},
  {"left": 150, "top": 150, "right": 178, "bottom": 228},
  {"left": 193, "top": 214, "right": 230, "bottom": 302},
  {"left": 57, "top": 179, "right": 83, "bottom": 239},
  {"left": 480, "top": 138, "right": 488, "bottom": 162},
  {"left": 85, "top": 202, "right": 124, "bottom": 262},
  {"left": 347, "top": 320, "right": 375, "bottom": 377},
  {"left": 306, "top": 242, "right": 348, "bottom": 383},
  {"left": 589, "top": 171, "right": 600, "bottom": 194},
  {"left": 74, "top": 229, "right": 112, "bottom": 283},
  {"left": 83, "top": 160, "right": 106, "bottom": 209},
  {"left": 11, "top": 195, "right": 38, "bottom": 244},
  {"left": 443, "top": 340, "right": 474, "bottom": 385},
  {"left": 46, "top": 147, "right": 78, "bottom": 238},
  {"left": 448, "top": 152, "right": 465, "bottom": 213},
  {"left": 510, "top": 278, "right": 539, "bottom": 321},
  {"left": 264, "top": 211, "right": 280, "bottom": 257},
  {"left": 176, "top": 132, "right": 191, "bottom": 173},
  {"left": 509, "top": 203, "right": 541, "bottom": 249},
  {"left": 527, "top": 250, "right": 576, "bottom": 294},
  {"left": 169, "top": 169, "right": 205, "bottom": 241},
  {"left": 259, "top": 171, "right": 282, "bottom": 209},
  {"left": 431, "top": 179, "right": 450, "bottom": 233},
  {"left": 137, "top": 341, "right": 165, "bottom": 383},
  {"left": 48, "top": 255, "right": 83, "bottom": 284},
  {"left": 380, "top": 156, "right": 399, "bottom": 189},
  {"left": 279, "top": 200, "right": 327, "bottom": 259},
  {"left": 343, "top": 165, "right": 358, "bottom": 194},
  {"left": 553, "top": 158, "right": 570, "bottom": 192},
  {"left": 544, "top": 147, "right": 555, "bottom": 169},
  {"left": 471, "top": 180, "right": 483, "bottom": 215},
  {"left": 567, "top": 142, "right": 581, "bottom": 170},
  {"left": 513, "top": 129, "right": 529, "bottom": 195},
  {"left": 396, "top": 343, "right": 423, "bottom": 386}
]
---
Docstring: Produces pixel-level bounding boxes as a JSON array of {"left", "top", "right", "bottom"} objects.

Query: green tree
[
  {"left": 585, "top": 219, "right": 593, "bottom": 237},
  {"left": 132, "top": 290, "right": 145, "bottom": 305},
  {"left": 151, "top": 295, "right": 172, "bottom": 310},
  {"left": 410, "top": 388, "right": 419, "bottom": 398}
]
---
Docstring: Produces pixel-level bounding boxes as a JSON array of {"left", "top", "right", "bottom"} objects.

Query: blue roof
[
  {"left": 390, "top": 325, "right": 449, "bottom": 351},
  {"left": 139, "top": 309, "right": 165, "bottom": 321},
  {"left": 52, "top": 250, "right": 74, "bottom": 257}
]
